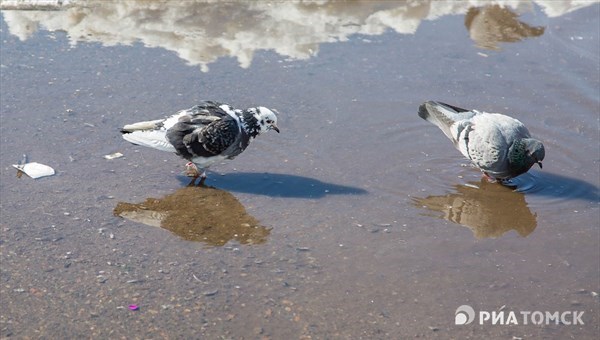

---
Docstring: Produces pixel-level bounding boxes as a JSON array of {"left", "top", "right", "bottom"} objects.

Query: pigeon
[
  {"left": 418, "top": 101, "right": 545, "bottom": 181},
  {"left": 121, "top": 101, "right": 279, "bottom": 185}
]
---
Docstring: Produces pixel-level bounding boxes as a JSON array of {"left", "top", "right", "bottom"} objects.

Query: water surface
[{"left": 1, "top": 1, "right": 598, "bottom": 338}]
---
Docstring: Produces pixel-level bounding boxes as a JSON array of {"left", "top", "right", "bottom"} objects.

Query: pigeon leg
[
  {"left": 184, "top": 162, "right": 201, "bottom": 186},
  {"left": 197, "top": 171, "right": 207, "bottom": 187},
  {"left": 187, "top": 177, "right": 198, "bottom": 187}
]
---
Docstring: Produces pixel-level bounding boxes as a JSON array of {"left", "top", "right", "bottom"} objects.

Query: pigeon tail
[
  {"left": 121, "top": 119, "right": 165, "bottom": 133},
  {"left": 418, "top": 101, "right": 477, "bottom": 141},
  {"left": 122, "top": 130, "right": 175, "bottom": 153}
]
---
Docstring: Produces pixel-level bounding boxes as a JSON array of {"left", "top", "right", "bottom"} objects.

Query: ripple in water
[{"left": 505, "top": 170, "right": 599, "bottom": 205}]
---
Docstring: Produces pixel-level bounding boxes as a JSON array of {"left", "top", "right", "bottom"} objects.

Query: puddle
[{"left": 1, "top": 1, "right": 598, "bottom": 339}]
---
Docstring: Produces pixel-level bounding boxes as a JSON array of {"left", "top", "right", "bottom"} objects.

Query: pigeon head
[
  {"left": 525, "top": 138, "right": 545, "bottom": 169},
  {"left": 509, "top": 138, "right": 545, "bottom": 174},
  {"left": 242, "top": 107, "right": 280, "bottom": 137}
]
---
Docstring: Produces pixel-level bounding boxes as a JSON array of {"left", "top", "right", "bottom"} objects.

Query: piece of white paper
[{"left": 12, "top": 162, "right": 55, "bottom": 179}]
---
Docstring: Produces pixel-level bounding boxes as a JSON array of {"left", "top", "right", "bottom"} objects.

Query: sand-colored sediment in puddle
[{"left": 114, "top": 186, "right": 270, "bottom": 246}]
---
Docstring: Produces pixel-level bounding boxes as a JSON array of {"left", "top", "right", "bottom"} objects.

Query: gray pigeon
[
  {"left": 121, "top": 101, "right": 279, "bottom": 185},
  {"left": 418, "top": 101, "right": 544, "bottom": 181}
]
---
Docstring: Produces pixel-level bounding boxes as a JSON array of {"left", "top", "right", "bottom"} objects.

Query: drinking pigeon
[
  {"left": 121, "top": 101, "right": 279, "bottom": 185},
  {"left": 418, "top": 101, "right": 544, "bottom": 181}
]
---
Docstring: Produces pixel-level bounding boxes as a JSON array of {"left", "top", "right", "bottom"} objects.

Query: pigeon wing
[
  {"left": 166, "top": 116, "right": 240, "bottom": 160},
  {"left": 196, "top": 118, "right": 240, "bottom": 156},
  {"left": 465, "top": 115, "right": 510, "bottom": 176},
  {"left": 485, "top": 113, "right": 531, "bottom": 143},
  {"left": 121, "top": 101, "right": 231, "bottom": 153}
]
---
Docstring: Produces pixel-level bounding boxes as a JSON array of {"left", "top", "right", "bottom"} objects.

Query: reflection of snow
[
  {"left": 534, "top": 0, "right": 596, "bottom": 17},
  {"left": 1, "top": 0, "right": 594, "bottom": 71}
]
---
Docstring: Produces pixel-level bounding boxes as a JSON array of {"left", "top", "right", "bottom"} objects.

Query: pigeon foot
[
  {"left": 187, "top": 173, "right": 207, "bottom": 187},
  {"left": 184, "top": 162, "right": 208, "bottom": 186},
  {"left": 482, "top": 172, "right": 497, "bottom": 183}
]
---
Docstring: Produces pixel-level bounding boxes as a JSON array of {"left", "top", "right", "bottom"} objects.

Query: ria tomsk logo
[{"left": 455, "top": 305, "right": 475, "bottom": 325}]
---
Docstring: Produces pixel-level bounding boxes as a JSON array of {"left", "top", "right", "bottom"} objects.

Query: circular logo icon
[{"left": 455, "top": 305, "right": 475, "bottom": 325}]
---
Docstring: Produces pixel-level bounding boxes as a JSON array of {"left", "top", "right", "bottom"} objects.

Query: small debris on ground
[
  {"left": 12, "top": 162, "right": 55, "bottom": 179},
  {"left": 104, "top": 152, "right": 124, "bottom": 160},
  {"left": 203, "top": 289, "right": 219, "bottom": 296}
]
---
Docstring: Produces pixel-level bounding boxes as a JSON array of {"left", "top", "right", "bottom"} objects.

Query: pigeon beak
[
  {"left": 537, "top": 161, "right": 543, "bottom": 169},
  {"left": 271, "top": 124, "right": 280, "bottom": 133}
]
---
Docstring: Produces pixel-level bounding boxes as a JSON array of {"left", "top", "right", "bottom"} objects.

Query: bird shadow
[
  {"left": 177, "top": 172, "right": 368, "bottom": 198},
  {"left": 504, "top": 170, "right": 599, "bottom": 203}
]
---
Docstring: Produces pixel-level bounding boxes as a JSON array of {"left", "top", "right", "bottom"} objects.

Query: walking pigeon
[
  {"left": 418, "top": 101, "right": 544, "bottom": 181},
  {"left": 121, "top": 101, "right": 279, "bottom": 185}
]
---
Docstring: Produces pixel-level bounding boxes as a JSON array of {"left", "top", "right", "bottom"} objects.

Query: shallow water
[{"left": 1, "top": 1, "right": 599, "bottom": 338}]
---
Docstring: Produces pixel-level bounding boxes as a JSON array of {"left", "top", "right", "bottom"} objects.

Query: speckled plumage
[
  {"left": 418, "top": 101, "right": 544, "bottom": 180},
  {"left": 121, "top": 101, "right": 279, "bottom": 183}
]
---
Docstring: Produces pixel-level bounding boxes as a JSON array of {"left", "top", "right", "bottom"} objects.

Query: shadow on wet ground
[
  {"left": 184, "top": 172, "right": 368, "bottom": 198},
  {"left": 509, "top": 171, "right": 600, "bottom": 202}
]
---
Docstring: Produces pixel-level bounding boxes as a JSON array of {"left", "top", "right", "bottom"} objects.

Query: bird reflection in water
[
  {"left": 114, "top": 186, "right": 270, "bottom": 246},
  {"left": 465, "top": 5, "right": 545, "bottom": 50},
  {"left": 413, "top": 178, "right": 537, "bottom": 239}
]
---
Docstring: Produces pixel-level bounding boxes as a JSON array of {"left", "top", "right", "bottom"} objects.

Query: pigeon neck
[
  {"left": 240, "top": 111, "right": 261, "bottom": 138},
  {"left": 508, "top": 139, "right": 534, "bottom": 175}
]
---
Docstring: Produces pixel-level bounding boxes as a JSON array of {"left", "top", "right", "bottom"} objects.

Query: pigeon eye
[{"left": 266, "top": 119, "right": 273, "bottom": 124}]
